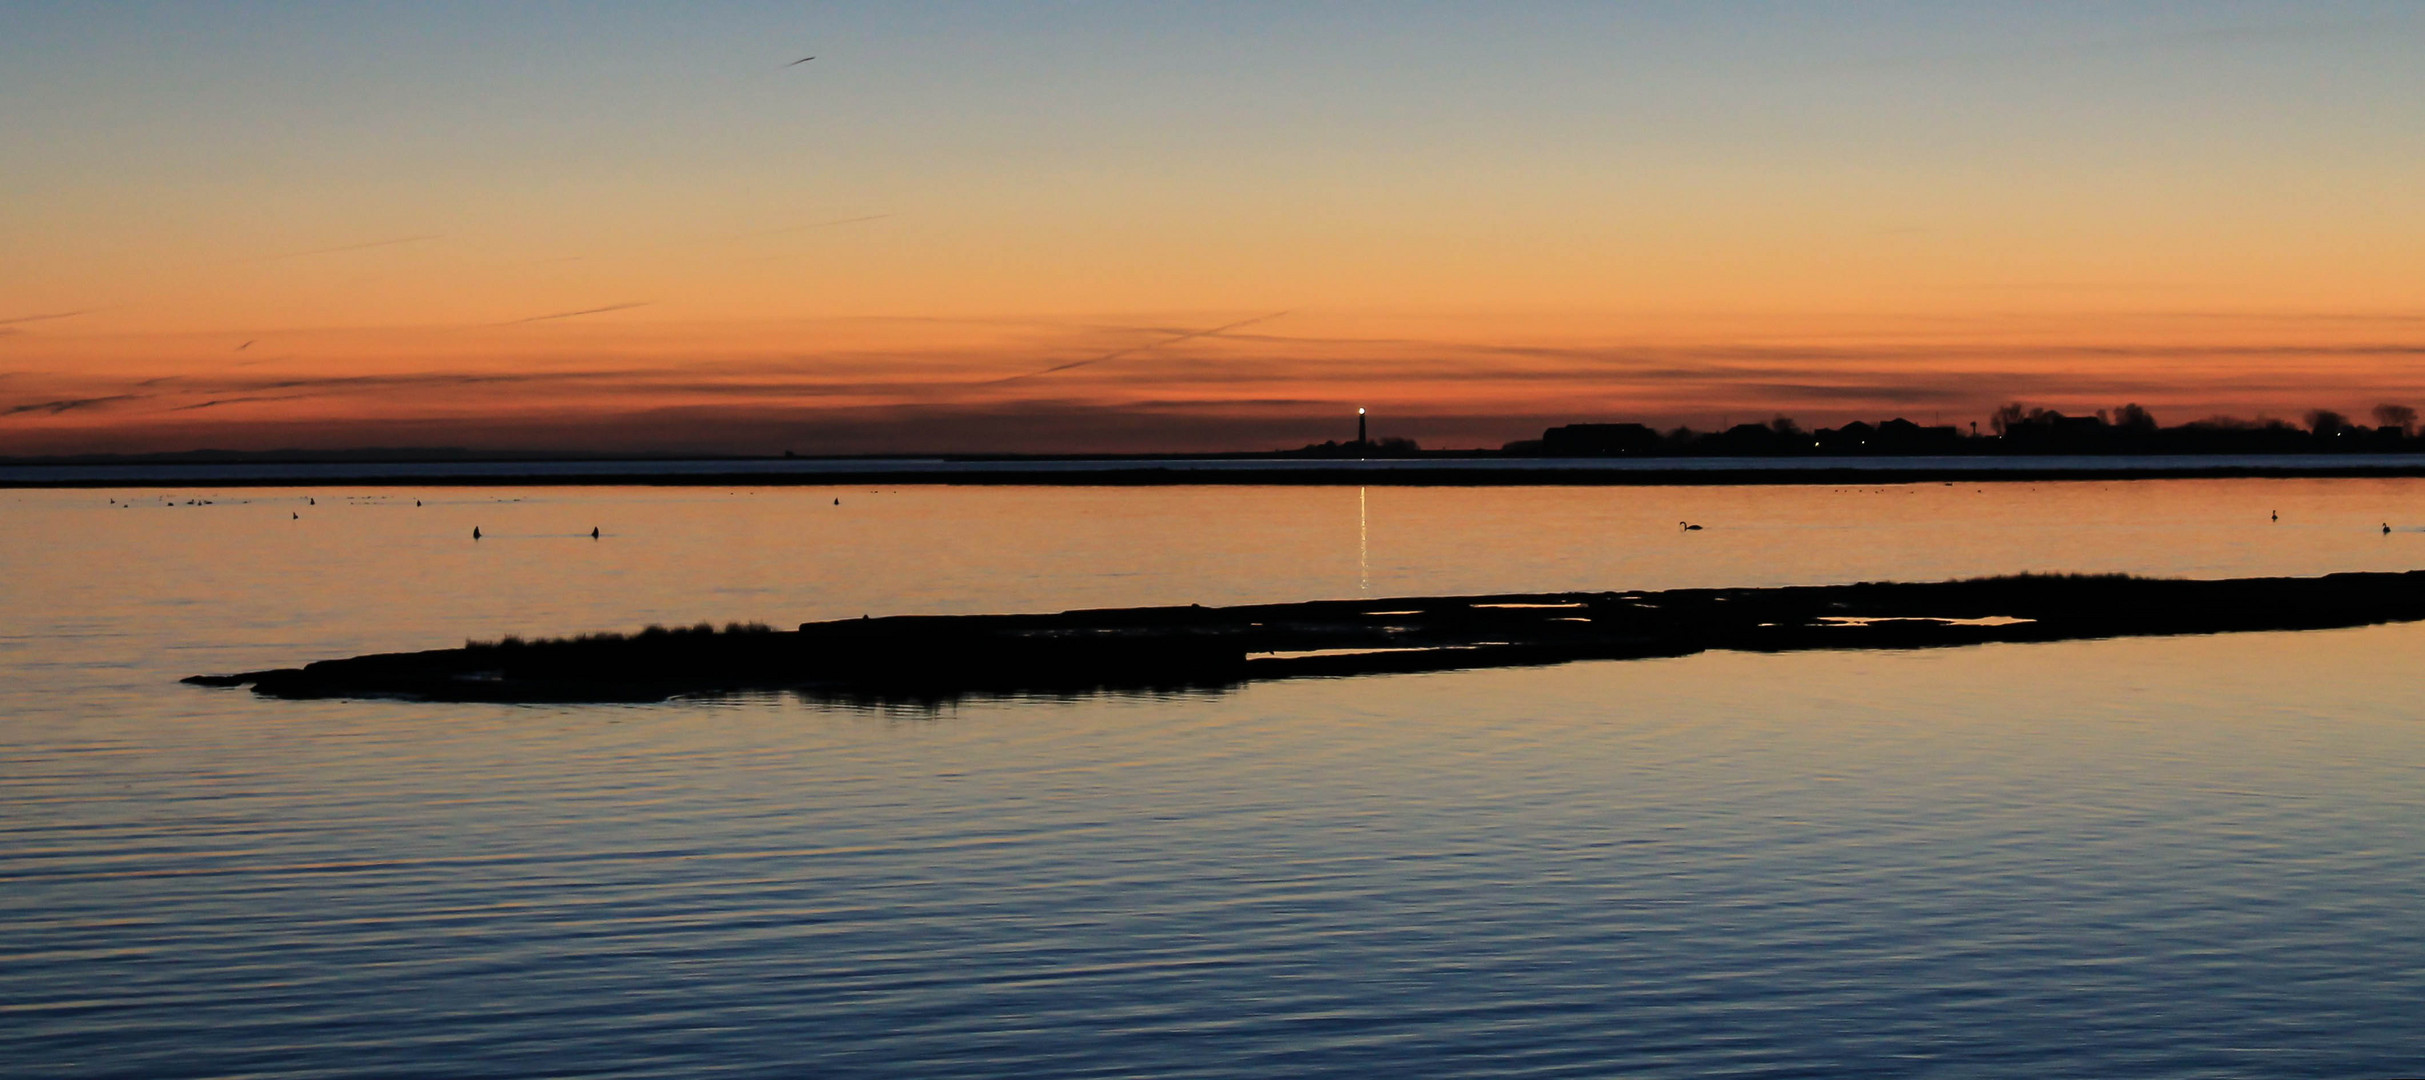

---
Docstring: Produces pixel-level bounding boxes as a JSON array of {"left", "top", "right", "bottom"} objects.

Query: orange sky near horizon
[{"left": 7, "top": 3, "right": 2424, "bottom": 455}]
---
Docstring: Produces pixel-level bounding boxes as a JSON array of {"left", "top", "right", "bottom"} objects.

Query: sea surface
[{"left": 6, "top": 480, "right": 2424, "bottom": 1078}]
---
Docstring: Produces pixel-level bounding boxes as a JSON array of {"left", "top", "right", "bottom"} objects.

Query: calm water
[{"left": 6, "top": 480, "right": 2425, "bottom": 1078}]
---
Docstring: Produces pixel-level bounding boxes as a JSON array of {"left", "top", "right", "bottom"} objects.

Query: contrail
[
  {"left": 740, "top": 212, "right": 894, "bottom": 238},
  {"left": 253, "top": 234, "right": 443, "bottom": 262},
  {"left": 0, "top": 309, "right": 93, "bottom": 327},
  {"left": 1, "top": 394, "right": 144, "bottom": 417},
  {"left": 171, "top": 394, "right": 313, "bottom": 412},
  {"left": 499, "top": 301, "right": 652, "bottom": 325},
  {"left": 990, "top": 310, "right": 1292, "bottom": 384}
]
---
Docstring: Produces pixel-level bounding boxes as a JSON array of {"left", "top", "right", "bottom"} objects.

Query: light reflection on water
[{"left": 4, "top": 480, "right": 2425, "bottom": 1077}]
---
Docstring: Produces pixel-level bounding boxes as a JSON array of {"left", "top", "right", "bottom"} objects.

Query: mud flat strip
[{"left": 185, "top": 571, "right": 2425, "bottom": 704}]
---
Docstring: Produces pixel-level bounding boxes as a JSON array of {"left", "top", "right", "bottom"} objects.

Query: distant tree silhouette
[
  {"left": 2375, "top": 403, "right": 2418, "bottom": 436},
  {"left": 1991, "top": 402, "right": 2029, "bottom": 436},
  {"left": 2112, "top": 403, "right": 2157, "bottom": 433},
  {"left": 1506, "top": 402, "right": 2423, "bottom": 457}
]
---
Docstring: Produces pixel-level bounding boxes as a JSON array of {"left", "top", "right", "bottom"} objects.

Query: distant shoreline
[{"left": 14, "top": 453, "right": 2425, "bottom": 488}]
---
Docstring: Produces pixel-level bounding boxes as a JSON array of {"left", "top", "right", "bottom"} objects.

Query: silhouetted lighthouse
[{"left": 1357, "top": 407, "right": 1367, "bottom": 446}]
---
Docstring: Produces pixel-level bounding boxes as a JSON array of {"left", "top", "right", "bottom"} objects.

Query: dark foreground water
[{"left": 6, "top": 481, "right": 2424, "bottom": 1077}]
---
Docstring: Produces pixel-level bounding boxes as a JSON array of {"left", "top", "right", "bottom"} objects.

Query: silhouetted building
[{"left": 1541, "top": 423, "right": 1662, "bottom": 456}]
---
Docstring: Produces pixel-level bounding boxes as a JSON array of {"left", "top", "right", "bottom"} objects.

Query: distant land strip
[
  {"left": 17, "top": 454, "right": 2425, "bottom": 488},
  {"left": 189, "top": 570, "right": 2425, "bottom": 704}
]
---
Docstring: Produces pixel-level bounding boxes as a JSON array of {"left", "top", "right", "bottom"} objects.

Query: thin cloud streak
[
  {"left": 15, "top": 308, "right": 2425, "bottom": 455},
  {"left": 497, "top": 302, "right": 653, "bottom": 325}
]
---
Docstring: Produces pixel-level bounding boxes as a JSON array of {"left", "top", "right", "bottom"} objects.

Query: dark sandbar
[{"left": 187, "top": 570, "right": 2425, "bottom": 704}]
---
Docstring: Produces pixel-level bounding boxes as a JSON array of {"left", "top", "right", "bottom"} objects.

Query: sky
[{"left": 5, "top": 1, "right": 2425, "bottom": 455}]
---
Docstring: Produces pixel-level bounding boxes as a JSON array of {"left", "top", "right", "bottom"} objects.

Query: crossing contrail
[
  {"left": 990, "top": 311, "right": 1292, "bottom": 384},
  {"left": 252, "top": 234, "right": 443, "bottom": 262},
  {"left": 0, "top": 309, "right": 94, "bottom": 327},
  {"left": 499, "top": 302, "right": 652, "bottom": 325}
]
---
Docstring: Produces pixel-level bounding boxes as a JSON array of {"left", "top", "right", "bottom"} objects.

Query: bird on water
[
  {"left": 473, "top": 526, "right": 482, "bottom": 540},
  {"left": 1679, "top": 521, "right": 1703, "bottom": 531},
  {"left": 591, "top": 527, "right": 600, "bottom": 539}
]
